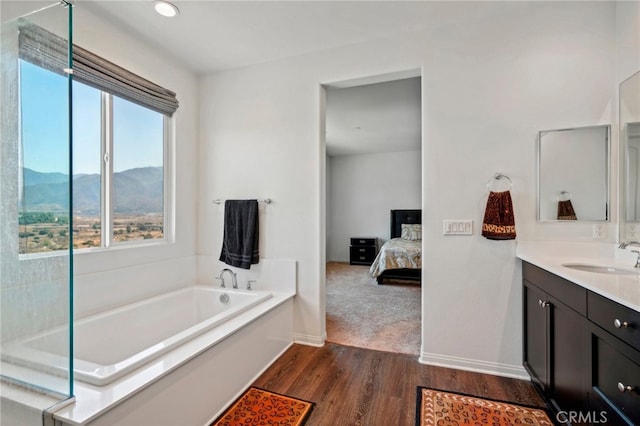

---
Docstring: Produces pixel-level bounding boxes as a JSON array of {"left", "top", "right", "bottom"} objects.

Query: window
[{"left": 17, "top": 23, "right": 177, "bottom": 255}]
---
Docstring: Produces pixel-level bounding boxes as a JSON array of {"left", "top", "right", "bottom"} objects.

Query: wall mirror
[
  {"left": 537, "top": 125, "right": 610, "bottom": 222},
  {"left": 621, "top": 71, "right": 640, "bottom": 229}
]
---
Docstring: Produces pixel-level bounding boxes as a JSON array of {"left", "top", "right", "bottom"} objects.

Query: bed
[{"left": 369, "top": 209, "right": 422, "bottom": 284}]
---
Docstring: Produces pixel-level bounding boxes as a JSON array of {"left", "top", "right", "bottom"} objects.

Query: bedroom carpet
[{"left": 325, "top": 262, "right": 421, "bottom": 355}]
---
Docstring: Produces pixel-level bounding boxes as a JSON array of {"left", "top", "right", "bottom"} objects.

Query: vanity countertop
[{"left": 516, "top": 241, "right": 640, "bottom": 313}]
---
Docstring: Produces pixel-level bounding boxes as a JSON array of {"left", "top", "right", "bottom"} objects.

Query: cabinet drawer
[
  {"left": 592, "top": 334, "right": 640, "bottom": 425},
  {"left": 349, "top": 246, "right": 376, "bottom": 264},
  {"left": 522, "top": 262, "right": 586, "bottom": 315},
  {"left": 350, "top": 237, "right": 376, "bottom": 247},
  {"left": 588, "top": 291, "right": 640, "bottom": 350}
]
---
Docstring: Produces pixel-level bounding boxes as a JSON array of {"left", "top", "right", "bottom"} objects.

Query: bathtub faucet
[{"left": 218, "top": 268, "right": 238, "bottom": 289}]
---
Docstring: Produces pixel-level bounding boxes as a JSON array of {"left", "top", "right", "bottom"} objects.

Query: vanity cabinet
[
  {"left": 523, "top": 262, "right": 588, "bottom": 414},
  {"left": 523, "top": 261, "right": 640, "bottom": 425},
  {"left": 587, "top": 292, "right": 640, "bottom": 425}
]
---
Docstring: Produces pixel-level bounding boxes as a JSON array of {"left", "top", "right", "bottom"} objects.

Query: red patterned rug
[
  {"left": 416, "top": 387, "right": 554, "bottom": 425},
  {"left": 212, "top": 387, "right": 313, "bottom": 426}
]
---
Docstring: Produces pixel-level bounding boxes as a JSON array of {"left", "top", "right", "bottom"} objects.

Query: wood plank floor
[{"left": 252, "top": 343, "right": 546, "bottom": 426}]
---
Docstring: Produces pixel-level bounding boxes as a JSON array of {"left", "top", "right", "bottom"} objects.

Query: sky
[{"left": 20, "top": 60, "right": 164, "bottom": 175}]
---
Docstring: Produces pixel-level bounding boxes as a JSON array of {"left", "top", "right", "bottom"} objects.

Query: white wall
[
  {"left": 199, "top": 2, "right": 617, "bottom": 373},
  {"left": 326, "top": 150, "right": 421, "bottom": 262}
]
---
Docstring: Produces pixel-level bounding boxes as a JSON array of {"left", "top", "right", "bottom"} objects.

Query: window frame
[{"left": 18, "top": 71, "right": 174, "bottom": 258}]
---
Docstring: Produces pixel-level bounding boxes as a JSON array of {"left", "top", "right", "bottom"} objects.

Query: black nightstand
[{"left": 349, "top": 237, "right": 377, "bottom": 265}]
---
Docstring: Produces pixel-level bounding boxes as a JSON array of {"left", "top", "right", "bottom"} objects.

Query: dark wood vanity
[{"left": 523, "top": 262, "right": 640, "bottom": 425}]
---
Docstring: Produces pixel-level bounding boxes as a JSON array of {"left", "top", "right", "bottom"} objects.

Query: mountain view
[
  {"left": 21, "top": 166, "right": 163, "bottom": 214},
  {"left": 19, "top": 167, "right": 164, "bottom": 254}
]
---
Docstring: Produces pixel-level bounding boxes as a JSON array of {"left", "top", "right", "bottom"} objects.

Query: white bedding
[{"left": 369, "top": 237, "right": 422, "bottom": 278}]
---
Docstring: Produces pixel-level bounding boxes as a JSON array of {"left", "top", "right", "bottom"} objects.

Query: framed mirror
[
  {"left": 621, "top": 71, "right": 640, "bottom": 226},
  {"left": 537, "top": 125, "right": 610, "bottom": 222}
]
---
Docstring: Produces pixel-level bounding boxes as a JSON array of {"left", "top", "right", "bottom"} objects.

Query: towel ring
[{"left": 486, "top": 173, "right": 512, "bottom": 192}]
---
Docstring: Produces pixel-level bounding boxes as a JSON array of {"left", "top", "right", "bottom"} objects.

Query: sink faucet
[
  {"left": 631, "top": 251, "right": 640, "bottom": 268},
  {"left": 619, "top": 241, "right": 640, "bottom": 249},
  {"left": 218, "top": 268, "right": 238, "bottom": 289}
]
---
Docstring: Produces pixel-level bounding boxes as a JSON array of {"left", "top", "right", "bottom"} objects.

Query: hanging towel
[
  {"left": 481, "top": 191, "right": 516, "bottom": 240},
  {"left": 219, "top": 200, "right": 259, "bottom": 269},
  {"left": 557, "top": 200, "right": 577, "bottom": 220}
]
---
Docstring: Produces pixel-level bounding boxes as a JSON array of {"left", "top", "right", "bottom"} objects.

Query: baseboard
[
  {"left": 293, "top": 332, "right": 325, "bottom": 347},
  {"left": 419, "top": 352, "right": 529, "bottom": 380}
]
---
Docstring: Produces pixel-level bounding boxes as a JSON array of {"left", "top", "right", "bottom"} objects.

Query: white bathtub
[{"left": 2, "top": 286, "right": 272, "bottom": 386}]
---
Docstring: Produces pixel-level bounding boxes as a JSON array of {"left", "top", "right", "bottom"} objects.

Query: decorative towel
[
  {"left": 219, "top": 200, "right": 259, "bottom": 269},
  {"left": 481, "top": 191, "right": 516, "bottom": 240},
  {"left": 557, "top": 200, "right": 577, "bottom": 220}
]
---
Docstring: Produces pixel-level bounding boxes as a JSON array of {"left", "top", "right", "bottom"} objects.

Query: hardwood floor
[{"left": 252, "top": 343, "right": 546, "bottom": 426}]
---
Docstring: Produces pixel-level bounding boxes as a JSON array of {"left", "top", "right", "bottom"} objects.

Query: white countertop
[{"left": 516, "top": 241, "right": 640, "bottom": 313}]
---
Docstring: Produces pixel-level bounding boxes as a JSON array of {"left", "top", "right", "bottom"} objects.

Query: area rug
[
  {"left": 211, "top": 387, "right": 313, "bottom": 426},
  {"left": 416, "top": 387, "right": 554, "bottom": 425}
]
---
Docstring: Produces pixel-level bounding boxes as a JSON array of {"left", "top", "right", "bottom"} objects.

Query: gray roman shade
[{"left": 18, "top": 20, "right": 179, "bottom": 116}]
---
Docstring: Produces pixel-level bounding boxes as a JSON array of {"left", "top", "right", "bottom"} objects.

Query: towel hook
[{"left": 486, "top": 173, "right": 512, "bottom": 191}]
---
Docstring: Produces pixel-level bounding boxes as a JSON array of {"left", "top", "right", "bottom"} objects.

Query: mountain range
[{"left": 21, "top": 167, "right": 163, "bottom": 215}]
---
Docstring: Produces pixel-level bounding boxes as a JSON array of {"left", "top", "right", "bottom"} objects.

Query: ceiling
[
  {"left": 325, "top": 77, "right": 421, "bottom": 157},
  {"left": 76, "top": 1, "right": 480, "bottom": 75}
]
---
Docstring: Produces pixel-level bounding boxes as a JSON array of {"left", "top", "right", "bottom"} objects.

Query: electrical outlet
[
  {"left": 592, "top": 224, "right": 606, "bottom": 240},
  {"left": 627, "top": 224, "right": 640, "bottom": 240}
]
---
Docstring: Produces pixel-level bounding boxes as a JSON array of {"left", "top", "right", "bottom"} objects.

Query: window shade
[{"left": 18, "top": 20, "right": 179, "bottom": 116}]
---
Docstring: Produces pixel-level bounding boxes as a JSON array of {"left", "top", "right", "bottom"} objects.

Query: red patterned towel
[
  {"left": 482, "top": 191, "right": 516, "bottom": 240},
  {"left": 557, "top": 200, "right": 577, "bottom": 220}
]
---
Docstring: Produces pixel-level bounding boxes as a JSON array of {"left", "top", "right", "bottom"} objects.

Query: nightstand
[{"left": 349, "top": 237, "right": 377, "bottom": 265}]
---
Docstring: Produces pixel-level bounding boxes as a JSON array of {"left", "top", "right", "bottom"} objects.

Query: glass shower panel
[{"left": 1, "top": 0, "right": 73, "bottom": 405}]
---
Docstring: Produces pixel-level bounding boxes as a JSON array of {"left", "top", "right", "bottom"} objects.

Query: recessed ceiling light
[{"left": 154, "top": 1, "right": 179, "bottom": 17}]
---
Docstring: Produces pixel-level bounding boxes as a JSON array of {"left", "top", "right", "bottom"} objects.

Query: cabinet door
[
  {"left": 524, "top": 281, "right": 550, "bottom": 392},
  {"left": 549, "top": 295, "right": 587, "bottom": 413}
]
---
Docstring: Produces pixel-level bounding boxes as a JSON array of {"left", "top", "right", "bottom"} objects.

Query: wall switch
[
  {"left": 443, "top": 220, "right": 473, "bottom": 235},
  {"left": 592, "top": 223, "right": 606, "bottom": 240}
]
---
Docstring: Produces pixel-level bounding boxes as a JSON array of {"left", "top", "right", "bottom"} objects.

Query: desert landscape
[{"left": 19, "top": 213, "right": 163, "bottom": 254}]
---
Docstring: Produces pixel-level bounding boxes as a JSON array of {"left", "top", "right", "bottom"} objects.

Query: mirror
[
  {"left": 537, "top": 125, "right": 610, "bottom": 222},
  {"left": 621, "top": 71, "right": 640, "bottom": 228}
]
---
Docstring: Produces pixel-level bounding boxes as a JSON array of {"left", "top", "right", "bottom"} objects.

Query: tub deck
[{"left": 2, "top": 287, "right": 273, "bottom": 386}]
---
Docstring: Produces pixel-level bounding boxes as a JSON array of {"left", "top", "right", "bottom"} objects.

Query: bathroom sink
[{"left": 562, "top": 263, "right": 640, "bottom": 276}]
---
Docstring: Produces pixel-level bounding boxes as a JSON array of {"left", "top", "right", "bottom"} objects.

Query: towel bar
[{"left": 212, "top": 198, "right": 271, "bottom": 205}]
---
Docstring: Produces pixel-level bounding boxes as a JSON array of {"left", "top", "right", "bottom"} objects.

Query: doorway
[{"left": 322, "top": 71, "right": 423, "bottom": 355}]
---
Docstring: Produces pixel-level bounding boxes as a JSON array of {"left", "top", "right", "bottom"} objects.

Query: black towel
[{"left": 219, "top": 200, "right": 259, "bottom": 269}]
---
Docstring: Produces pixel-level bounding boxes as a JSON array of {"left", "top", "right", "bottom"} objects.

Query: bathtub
[{"left": 2, "top": 286, "right": 272, "bottom": 386}]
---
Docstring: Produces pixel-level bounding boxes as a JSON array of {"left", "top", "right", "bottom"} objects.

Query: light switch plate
[{"left": 443, "top": 220, "right": 473, "bottom": 235}]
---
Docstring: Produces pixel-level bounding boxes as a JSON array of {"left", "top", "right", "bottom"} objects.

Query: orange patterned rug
[
  {"left": 212, "top": 387, "right": 313, "bottom": 426},
  {"left": 416, "top": 387, "right": 554, "bottom": 425}
]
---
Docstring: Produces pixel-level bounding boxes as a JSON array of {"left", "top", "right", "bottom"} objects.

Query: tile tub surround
[{"left": 516, "top": 241, "right": 640, "bottom": 312}]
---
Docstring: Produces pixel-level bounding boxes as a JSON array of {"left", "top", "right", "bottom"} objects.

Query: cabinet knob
[
  {"left": 617, "top": 382, "right": 634, "bottom": 393},
  {"left": 538, "top": 300, "right": 550, "bottom": 308},
  {"left": 614, "top": 319, "right": 630, "bottom": 328}
]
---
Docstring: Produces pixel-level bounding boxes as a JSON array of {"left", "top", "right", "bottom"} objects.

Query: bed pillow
[{"left": 401, "top": 224, "right": 422, "bottom": 241}]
